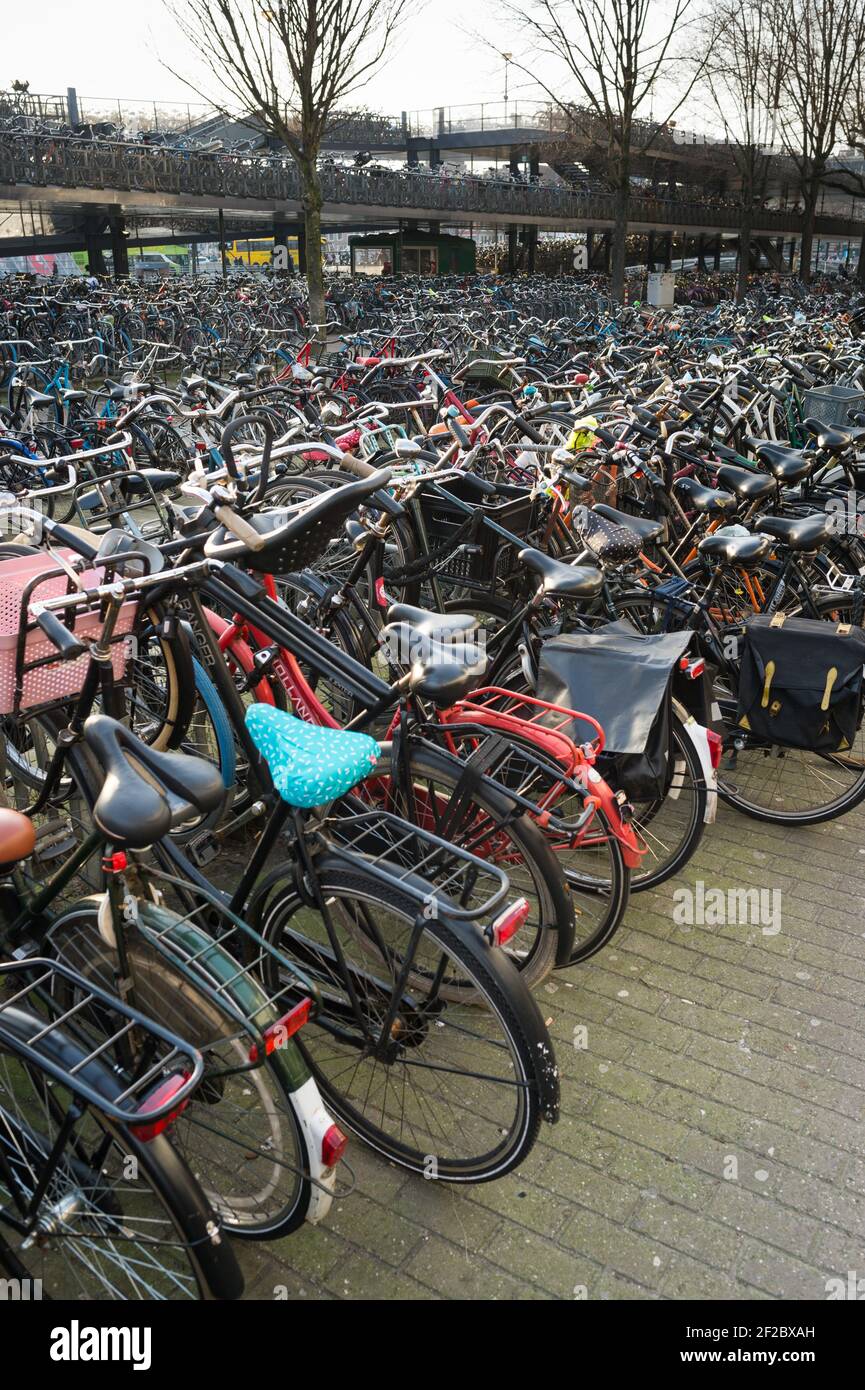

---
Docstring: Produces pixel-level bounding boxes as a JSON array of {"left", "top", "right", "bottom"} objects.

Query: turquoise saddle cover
[{"left": 245, "top": 705, "right": 380, "bottom": 808}]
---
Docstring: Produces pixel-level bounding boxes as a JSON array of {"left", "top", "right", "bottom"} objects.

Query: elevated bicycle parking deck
[{"left": 2, "top": 134, "right": 863, "bottom": 246}]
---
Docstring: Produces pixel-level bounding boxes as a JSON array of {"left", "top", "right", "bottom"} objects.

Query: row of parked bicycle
[{"left": 0, "top": 271, "right": 864, "bottom": 1299}]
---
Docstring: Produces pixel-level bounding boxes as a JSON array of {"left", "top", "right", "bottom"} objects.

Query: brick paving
[{"left": 235, "top": 798, "right": 865, "bottom": 1300}]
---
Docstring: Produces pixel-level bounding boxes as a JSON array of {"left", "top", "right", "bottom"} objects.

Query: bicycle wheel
[
  {"left": 474, "top": 649, "right": 631, "bottom": 961},
  {"left": 0, "top": 1018, "right": 241, "bottom": 1300},
  {"left": 627, "top": 710, "right": 708, "bottom": 891},
  {"left": 254, "top": 863, "right": 554, "bottom": 1182},
  {"left": 46, "top": 902, "right": 317, "bottom": 1240},
  {"left": 368, "top": 737, "right": 574, "bottom": 988}
]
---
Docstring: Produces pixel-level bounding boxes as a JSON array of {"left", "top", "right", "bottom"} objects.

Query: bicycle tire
[
  {"left": 253, "top": 862, "right": 554, "bottom": 1182},
  {"left": 0, "top": 1009, "right": 242, "bottom": 1300}
]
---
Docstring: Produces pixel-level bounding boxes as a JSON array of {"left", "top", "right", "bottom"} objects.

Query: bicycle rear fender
[{"left": 580, "top": 764, "right": 644, "bottom": 869}]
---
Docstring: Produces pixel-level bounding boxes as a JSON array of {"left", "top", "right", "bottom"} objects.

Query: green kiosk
[{"left": 349, "top": 230, "right": 476, "bottom": 276}]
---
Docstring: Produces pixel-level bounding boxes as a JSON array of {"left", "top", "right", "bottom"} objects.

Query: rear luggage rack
[
  {"left": 0, "top": 956, "right": 204, "bottom": 1126},
  {"left": 321, "top": 805, "right": 511, "bottom": 920}
]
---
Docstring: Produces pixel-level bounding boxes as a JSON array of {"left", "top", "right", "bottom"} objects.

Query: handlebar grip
[
  {"left": 44, "top": 520, "right": 99, "bottom": 562},
  {"left": 511, "top": 414, "right": 545, "bottom": 443},
  {"left": 445, "top": 407, "right": 471, "bottom": 450},
  {"left": 213, "top": 504, "right": 268, "bottom": 551},
  {"left": 35, "top": 610, "right": 87, "bottom": 660},
  {"left": 593, "top": 426, "right": 621, "bottom": 447},
  {"left": 335, "top": 454, "right": 378, "bottom": 479},
  {"left": 453, "top": 472, "right": 498, "bottom": 498}
]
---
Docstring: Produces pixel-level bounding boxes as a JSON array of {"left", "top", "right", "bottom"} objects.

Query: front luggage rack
[{"left": 0, "top": 956, "right": 204, "bottom": 1126}]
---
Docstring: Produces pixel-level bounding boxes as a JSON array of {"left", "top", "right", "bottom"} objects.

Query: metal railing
[{"left": 1, "top": 134, "right": 863, "bottom": 238}]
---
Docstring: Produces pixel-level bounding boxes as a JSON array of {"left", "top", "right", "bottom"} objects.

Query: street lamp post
[{"left": 503, "top": 53, "right": 512, "bottom": 121}]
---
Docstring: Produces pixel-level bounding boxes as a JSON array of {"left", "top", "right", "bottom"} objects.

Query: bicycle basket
[
  {"left": 801, "top": 384, "right": 865, "bottom": 430},
  {"left": 0, "top": 551, "right": 136, "bottom": 715},
  {"left": 458, "top": 349, "right": 518, "bottom": 388},
  {"left": 419, "top": 480, "right": 536, "bottom": 590}
]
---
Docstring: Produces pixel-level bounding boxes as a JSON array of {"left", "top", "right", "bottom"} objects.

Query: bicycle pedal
[
  {"left": 187, "top": 829, "right": 221, "bottom": 867},
  {"left": 32, "top": 819, "right": 78, "bottom": 861}
]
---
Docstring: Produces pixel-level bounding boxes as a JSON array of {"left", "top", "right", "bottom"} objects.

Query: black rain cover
[{"left": 537, "top": 620, "right": 692, "bottom": 801}]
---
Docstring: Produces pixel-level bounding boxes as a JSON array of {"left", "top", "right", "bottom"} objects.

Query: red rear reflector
[
  {"left": 131, "top": 1073, "right": 191, "bottom": 1141},
  {"left": 70, "top": 438, "right": 83, "bottom": 448},
  {"left": 706, "top": 729, "right": 723, "bottom": 770},
  {"left": 321, "top": 1123, "right": 348, "bottom": 1169},
  {"left": 573, "top": 373, "right": 589, "bottom": 384},
  {"left": 101, "top": 850, "right": 128, "bottom": 874},
  {"left": 491, "top": 896, "right": 530, "bottom": 947},
  {"left": 248, "top": 998, "right": 312, "bottom": 1062},
  {"left": 679, "top": 656, "right": 705, "bottom": 679}
]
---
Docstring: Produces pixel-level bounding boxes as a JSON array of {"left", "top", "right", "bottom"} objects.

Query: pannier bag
[
  {"left": 735, "top": 612, "right": 865, "bottom": 753},
  {"left": 536, "top": 621, "right": 692, "bottom": 801}
]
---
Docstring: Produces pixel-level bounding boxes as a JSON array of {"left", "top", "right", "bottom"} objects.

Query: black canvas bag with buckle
[
  {"left": 536, "top": 621, "right": 692, "bottom": 801},
  {"left": 736, "top": 612, "right": 865, "bottom": 753}
]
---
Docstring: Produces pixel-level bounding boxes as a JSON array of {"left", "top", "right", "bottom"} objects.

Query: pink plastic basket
[{"left": 0, "top": 552, "right": 138, "bottom": 715}]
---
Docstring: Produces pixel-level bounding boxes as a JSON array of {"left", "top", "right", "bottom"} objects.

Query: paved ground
[{"left": 235, "top": 798, "right": 865, "bottom": 1301}]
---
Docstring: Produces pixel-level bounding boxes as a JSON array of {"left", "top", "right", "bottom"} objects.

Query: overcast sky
[
  {"left": 3, "top": 1, "right": 727, "bottom": 138},
  {"left": 3, "top": 0, "right": 521, "bottom": 117}
]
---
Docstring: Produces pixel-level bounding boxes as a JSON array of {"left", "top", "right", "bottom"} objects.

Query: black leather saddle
[{"left": 83, "top": 715, "right": 226, "bottom": 849}]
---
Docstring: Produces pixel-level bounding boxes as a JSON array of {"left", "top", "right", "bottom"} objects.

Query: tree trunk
[
  {"left": 300, "top": 160, "right": 326, "bottom": 344},
  {"left": 799, "top": 190, "right": 818, "bottom": 284},
  {"left": 737, "top": 207, "right": 752, "bottom": 302},
  {"left": 610, "top": 176, "right": 629, "bottom": 302}
]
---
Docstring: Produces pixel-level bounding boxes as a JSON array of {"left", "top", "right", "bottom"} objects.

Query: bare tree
[
  {"left": 499, "top": 0, "right": 706, "bottom": 300},
  {"left": 836, "top": 84, "right": 865, "bottom": 281},
  {"left": 772, "top": 0, "right": 865, "bottom": 282},
  {"left": 694, "top": 0, "right": 784, "bottom": 300},
  {"left": 167, "top": 0, "right": 404, "bottom": 331}
]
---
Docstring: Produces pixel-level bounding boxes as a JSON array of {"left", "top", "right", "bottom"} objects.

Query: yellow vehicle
[{"left": 227, "top": 238, "right": 300, "bottom": 268}]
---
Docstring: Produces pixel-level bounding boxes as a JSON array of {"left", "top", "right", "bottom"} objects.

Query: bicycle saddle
[
  {"left": 756, "top": 512, "right": 831, "bottom": 551},
  {"left": 204, "top": 469, "right": 391, "bottom": 573},
  {"left": 592, "top": 503, "right": 667, "bottom": 546},
  {"left": 408, "top": 651, "right": 487, "bottom": 706},
  {"left": 518, "top": 547, "right": 604, "bottom": 597},
  {"left": 715, "top": 465, "right": 776, "bottom": 501},
  {"left": 385, "top": 602, "right": 478, "bottom": 641},
  {"left": 674, "top": 477, "right": 737, "bottom": 515},
  {"left": 0, "top": 808, "right": 36, "bottom": 867},
  {"left": 83, "top": 715, "right": 226, "bottom": 848},
  {"left": 697, "top": 530, "right": 773, "bottom": 567},
  {"left": 742, "top": 439, "right": 813, "bottom": 484},
  {"left": 245, "top": 705, "right": 380, "bottom": 808},
  {"left": 802, "top": 418, "right": 865, "bottom": 452}
]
